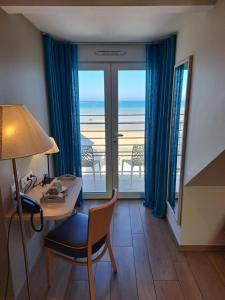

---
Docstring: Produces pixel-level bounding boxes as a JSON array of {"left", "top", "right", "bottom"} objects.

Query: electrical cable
[
  {"left": 23, "top": 178, "right": 33, "bottom": 193},
  {"left": 30, "top": 209, "right": 44, "bottom": 232},
  {"left": 30, "top": 174, "right": 37, "bottom": 187},
  {"left": 4, "top": 211, "right": 17, "bottom": 300}
]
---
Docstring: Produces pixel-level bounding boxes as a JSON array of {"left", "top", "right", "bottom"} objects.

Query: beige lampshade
[
  {"left": 0, "top": 105, "right": 53, "bottom": 160},
  {"left": 44, "top": 137, "right": 59, "bottom": 155}
]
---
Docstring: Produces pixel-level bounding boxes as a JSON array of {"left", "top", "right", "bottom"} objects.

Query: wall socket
[{"left": 21, "top": 171, "right": 33, "bottom": 191}]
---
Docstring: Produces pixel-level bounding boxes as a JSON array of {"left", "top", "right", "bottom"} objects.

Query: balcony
[{"left": 81, "top": 113, "right": 145, "bottom": 194}]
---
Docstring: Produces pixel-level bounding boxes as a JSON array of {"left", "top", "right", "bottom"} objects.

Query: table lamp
[
  {"left": 43, "top": 137, "right": 59, "bottom": 184},
  {"left": 0, "top": 105, "right": 52, "bottom": 300}
]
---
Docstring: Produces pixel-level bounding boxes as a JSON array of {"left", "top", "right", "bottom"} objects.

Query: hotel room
[{"left": 0, "top": 0, "right": 225, "bottom": 299}]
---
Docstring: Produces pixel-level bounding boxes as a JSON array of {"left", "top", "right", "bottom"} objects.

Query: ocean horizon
[{"left": 80, "top": 98, "right": 145, "bottom": 115}]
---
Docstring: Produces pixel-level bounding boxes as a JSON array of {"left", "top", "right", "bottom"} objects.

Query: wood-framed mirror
[{"left": 167, "top": 55, "right": 193, "bottom": 224}]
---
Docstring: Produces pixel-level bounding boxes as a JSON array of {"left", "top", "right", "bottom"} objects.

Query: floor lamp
[{"left": 0, "top": 105, "right": 53, "bottom": 300}]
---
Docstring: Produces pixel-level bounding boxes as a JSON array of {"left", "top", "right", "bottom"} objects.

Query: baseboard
[
  {"left": 179, "top": 245, "right": 225, "bottom": 251},
  {"left": 166, "top": 201, "right": 181, "bottom": 244}
]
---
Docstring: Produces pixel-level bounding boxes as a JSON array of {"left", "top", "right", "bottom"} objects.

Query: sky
[
  {"left": 78, "top": 70, "right": 146, "bottom": 101},
  {"left": 180, "top": 70, "right": 188, "bottom": 111}
]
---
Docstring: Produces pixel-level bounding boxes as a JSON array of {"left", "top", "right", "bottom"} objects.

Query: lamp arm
[{"left": 12, "top": 159, "right": 31, "bottom": 300}]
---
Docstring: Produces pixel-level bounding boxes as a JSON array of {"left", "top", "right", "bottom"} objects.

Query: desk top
[{"left": 27, "top": 177, "right": 82, "bottom": 220}]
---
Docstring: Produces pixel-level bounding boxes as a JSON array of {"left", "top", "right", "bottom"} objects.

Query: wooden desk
[{"left": 25, "top": 177, "right": 82, "bottom": 221}]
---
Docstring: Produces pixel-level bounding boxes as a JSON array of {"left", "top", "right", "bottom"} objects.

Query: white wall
[
  {"left": 181, "top": 186, "right": 225, "bottom": 245},
  {"left": 176, "top": 0, "right": 225, "bottom": 184},
  {"left": 175, "top": 0, "right": 225, "bottom": 245},
  {"left": 0, "top": 9, "right": 51, "bottom": 298}
]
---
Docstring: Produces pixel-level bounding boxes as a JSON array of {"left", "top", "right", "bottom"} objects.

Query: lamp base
[{"left": 42, "top": 174, "right": 54, "bottom": 185}]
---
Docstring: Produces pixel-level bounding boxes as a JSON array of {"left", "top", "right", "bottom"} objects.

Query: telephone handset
[{"left": 19, "top": 193, "right": 44, "bottom": 232}]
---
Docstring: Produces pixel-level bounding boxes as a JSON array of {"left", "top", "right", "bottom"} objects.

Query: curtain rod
[{"left": 42, "top": 32, "right": 176, "bottom": 45}]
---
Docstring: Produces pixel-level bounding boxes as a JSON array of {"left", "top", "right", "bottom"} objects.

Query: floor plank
[
  {"left": 129, "top": 200, "right": 143, "bottom": 234},
  {"left": 139, "top": 206, "right": 171, "bottom": 259},
  {"left": 70, "top": 264, "right": 96, "bottom": 281},
  {"left": 141, "top": 209, "right": 177, "bottom": 280},
  {"left": 159, "top": 220, "right": 186, "bottom": 262},
  {"left": 30, "top": 253, "right": 48, "bottom": 300},
  {"left": 149, "top": 256, "right": 177, "bottom": 280},
  {"left": 65, "top": 281, "right": 90, "bottom": 300},
  {"left": 94, "top": 262, "right": 112, "bottom": 300},
  {"left": 112, "top": 201, "right": 132, "bottom": 247},
  {"left": 46, "top": 259, "right": 72, "bottom": 300},
  {"left": 186, "top": 252, "right": 225, "bottom": 300},
  {"left": 207, "top": 251, "right": 225, "bottom": 285},
  {"left": 110, "top": 246, "right": 138, "bottom": 300},
  {"left": 132, "top": 233, "right": 156, "bottom": 300},
  {"left": 175, "top": 261, "right": 203, "bottom": 300},
  {"left": 155, "top": 281, "right": 185, "bottom": 300}
]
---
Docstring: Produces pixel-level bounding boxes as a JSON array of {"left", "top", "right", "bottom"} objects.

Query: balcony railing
[{"left": 81, "top": 113, "right": 145, "bottom": 193}]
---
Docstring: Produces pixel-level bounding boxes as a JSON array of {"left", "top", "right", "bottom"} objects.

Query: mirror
[{"left": 167, "top": 56, "right": 193, "bottom": 224}]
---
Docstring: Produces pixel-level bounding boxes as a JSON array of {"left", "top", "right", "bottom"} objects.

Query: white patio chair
[
  {"left": 121, "top": 145, "right": 144, "bottom": 182},
  {"left": 82, "top": 146, "right": 101, "bottom": 184}
]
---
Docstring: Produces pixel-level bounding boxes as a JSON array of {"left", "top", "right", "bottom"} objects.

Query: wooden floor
[
  {"left": 27, "top": 200, "right": 225, "bottom": 300},
  {"left": 64, "top": 200, "right": 225, "bottom": 300}
]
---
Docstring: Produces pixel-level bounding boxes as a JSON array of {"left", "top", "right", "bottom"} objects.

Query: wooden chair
[{"left": 44, "top": 189, "right": 118, "bottom": 300}]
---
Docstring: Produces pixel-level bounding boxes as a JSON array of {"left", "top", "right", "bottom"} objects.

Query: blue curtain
[
  {"left": 168, "top": 66, "right": 184, "bottom": 208},
  {"left": 43, "top": 35, "right": 82, "bottom": 205},
  {"left": 144, "top": 35, "right": 176, "bottom": 218}
]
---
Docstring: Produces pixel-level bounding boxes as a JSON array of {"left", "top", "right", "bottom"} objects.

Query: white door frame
[
  {"left": 79, "top": 62, "right": 113, "bottom": 199},
  {"left": 111, "top": 62, "right": 145, "bottom": 199},
  {"left": 79, "top": 62, "right": 145, "bottom": 199}
]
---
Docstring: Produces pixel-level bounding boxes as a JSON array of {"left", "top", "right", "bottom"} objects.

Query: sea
[{"left": 79, "top": 99, "right": 145, "bottom": 116}]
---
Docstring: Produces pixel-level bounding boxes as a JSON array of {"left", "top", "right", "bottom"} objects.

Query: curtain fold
[
  {"left": 168, "top": 66, "right": 184, "bottom": 208},
  {"left": 43, "top": 35, "right": 82, "bottom": 205},
  {"left": 144, "top": 35, "right": 176, "bottom": 218}
]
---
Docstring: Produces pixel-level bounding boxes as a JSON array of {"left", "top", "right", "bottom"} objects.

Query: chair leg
[
  {"left": 106, "top": 237, "right": 117, "bottom": 273},
  {"left": 92, "top": 165, "right": 96, "bottom": 185},
  {"left": 87, "top": 256, "right": 95, "bottom": 300},
  {"left": 98, "top": 161, "right": 101, "bottom": 177},
  {"left": 131, "top": 163, "right": 133, "bottom": 184},
  {"left": 46, "top": 249, "right": 53, "bottom": 288}
]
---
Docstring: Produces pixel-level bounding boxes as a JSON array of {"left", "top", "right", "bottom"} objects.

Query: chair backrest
[
  {"left": 87, "top": 189, "right": 117, "bottom": 246},
  {"left": 132, "top": 144, "right": 144, "bottom": 165},
  {"left": 82, "top": 145, "right": 94, "bottom": 164}
]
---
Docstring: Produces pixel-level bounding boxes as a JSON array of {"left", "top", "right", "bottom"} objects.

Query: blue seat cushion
[{"left": 44, "top": 212, "right": 106, "bottom": 258}]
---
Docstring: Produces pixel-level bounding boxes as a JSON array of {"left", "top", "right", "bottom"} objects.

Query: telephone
[{"left": 19, "top": 193, "right": 44, "bottom": 232}]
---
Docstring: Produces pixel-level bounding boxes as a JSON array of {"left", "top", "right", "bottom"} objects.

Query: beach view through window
[
  {"left": 118, "top": 70, "right": 146, "bottom": 192},
  {"left": 79, "top": 70, "right": 106, "bottom": 193}
]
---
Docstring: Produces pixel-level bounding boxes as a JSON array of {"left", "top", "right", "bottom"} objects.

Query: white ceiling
[{"left": 2, "top": 6, "right": 211, "bottom": 42}]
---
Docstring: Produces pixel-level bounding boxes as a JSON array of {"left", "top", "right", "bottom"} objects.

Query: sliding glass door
[{"left": 79, "top": 63, "right": 146, "bottom": 199}]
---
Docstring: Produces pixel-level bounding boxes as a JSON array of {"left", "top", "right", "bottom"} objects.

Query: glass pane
[
  {"left": 175, "top": 68, "right": 188, "bottom": 194},
  {"left": 79, "top": 70, "right": 106, "bottom": 193},
  {"left": 118, "top": 70, "right": 146, "bottom": 193}
]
